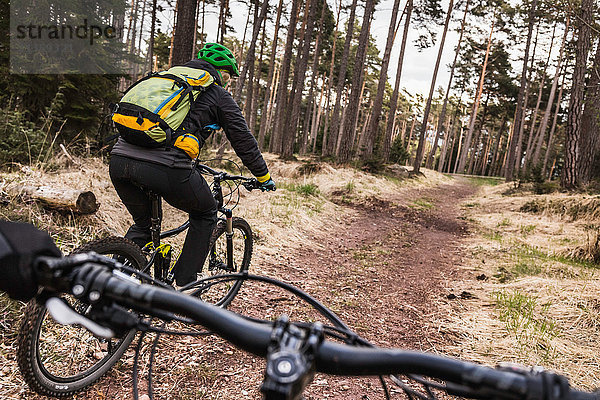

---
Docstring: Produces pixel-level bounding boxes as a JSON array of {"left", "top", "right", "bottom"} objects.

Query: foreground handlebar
[{"left": 36, "top": 257, "right": 598, "bottom": 400}]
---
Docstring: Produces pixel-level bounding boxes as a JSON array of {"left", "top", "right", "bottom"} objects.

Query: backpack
[{"left": 112, "top": 66, "right": 214, "bottom": 158}]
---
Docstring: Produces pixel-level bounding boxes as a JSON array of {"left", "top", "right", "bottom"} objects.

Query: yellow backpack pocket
[{"left": 173, "top": 134, "right": 200, "bottom": 159}]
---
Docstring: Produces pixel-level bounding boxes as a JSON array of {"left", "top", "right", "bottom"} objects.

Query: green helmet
[{"left": 197, "top": 43, "right": 239, "bottom": 77}]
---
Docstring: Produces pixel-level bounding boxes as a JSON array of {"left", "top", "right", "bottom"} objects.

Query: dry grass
[{"left": 439, "top": 182, "right": 600, "bottom": 389}]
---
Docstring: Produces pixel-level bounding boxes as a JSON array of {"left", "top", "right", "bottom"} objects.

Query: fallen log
[{"left": 17, "top": 185, "right": 99, "bottom": 214}]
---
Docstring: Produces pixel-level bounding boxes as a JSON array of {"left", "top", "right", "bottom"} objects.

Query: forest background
[{"left": 1, "top": 0, "right": 599, "bottom": 190}]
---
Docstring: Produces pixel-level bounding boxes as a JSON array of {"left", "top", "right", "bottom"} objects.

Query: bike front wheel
[
  {"left": 194, "top": 217, "right": 253, "bottom": 308},
  {"left": 16, "top": 237, "right": 147, "bottom": 397}
]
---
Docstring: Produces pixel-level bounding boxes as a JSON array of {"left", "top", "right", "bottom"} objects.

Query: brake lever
[
  {"left": 46, "top": 297, "right": 115, "bottom": 339},
  {"left": 243, "top": 179, "right": 259, "bottom": 191}
]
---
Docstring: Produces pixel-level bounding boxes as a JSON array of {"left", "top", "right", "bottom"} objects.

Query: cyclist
[{"left": 109, "top": 43, "right": 275, "bottom": 287}]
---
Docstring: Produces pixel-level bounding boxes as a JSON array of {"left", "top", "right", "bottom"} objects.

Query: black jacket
[{"left": 111, "top": 60, "right": 269, "bottom": 178}]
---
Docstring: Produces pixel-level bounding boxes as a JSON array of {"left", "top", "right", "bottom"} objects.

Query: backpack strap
[{"left": 115, "top": 102, "right": 173, "bottom": 136}]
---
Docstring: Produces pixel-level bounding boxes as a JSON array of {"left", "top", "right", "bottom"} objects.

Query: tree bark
[
  {"left": 337, "top": 0, "right": 376, "bottom": 163},
  {"left": 531, "top": 20, "right": 568, "bottom": 167},
  {"left": 543, "top": 74, "right": 565, "bottom": 175},
  {"left": 413, "top": 0, "right": 454, "bottom": 173},
  {"left": 456, "top": 21, "right": 494, "bottom": 173},
  {"left": 257, "top": 0, "right": 284, "bottom": 149},
  {"left": 148, "top": 0, "right": 158, "bottom": 72},
  {"left": 489, "top": 117, "right": 507, "bottom": 176},
  {"left": 427, "top": 0, "right": 469, "bottom": 169},
  {"left": 281, "top": 0, "right": 319, "bottom": 158},
  {"left": 312, "top": 80, "right": 327, "bottom": 152},
  {"left": 359, "top": 0, "right": 402, "bottom": 159},
  {"left": 235, "top": 0, "right": 269, "bottom": 103},
  {"left": 12, "top": 185, "right": 98, "bottom": 214},
  {"left": 249, "top": 15, "right": 268, "bottom": 132},
  {"left": 524, "top": 24, "right": 557, "bottom": 169},
  {"left": 301, "top": 0, "right": 327, "bottom": 154},
  {"left": 319, "top": 0, "right": 343, "bottom": 156},
  {"left": 171, "top": 0, "right": 197, "bottom": 66},
  {"left": 452, "top": 123, "right": 464, "bottom": 173},
  {"left": 562, "top": 0, "right": 593, "bottom": 189},
  {"left": 270, "top": 0, "right": 300, "bottom": 153},
  {"left": 505, "top": 0, "right": 538, "bottom": 181},
  {"left": 200, "top": 0, "right": 206, "bottom": 48},
  {"left": 579, "top": 40, "right": 600, "bottom": 184},
  {"left": 382, "top": 0, "right": 413, "bottom": 162},
  {"left": 325, "top": 0, "right": 358, "bottom": 157}
]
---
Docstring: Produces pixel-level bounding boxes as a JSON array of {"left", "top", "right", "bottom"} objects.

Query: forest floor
[{"left": 1, "top": 154, "right": 599, "bottom": 399}]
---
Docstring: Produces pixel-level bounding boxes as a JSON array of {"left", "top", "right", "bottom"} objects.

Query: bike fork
[{"left": 225, "top": 209, "right": 233, "bottom": 270}]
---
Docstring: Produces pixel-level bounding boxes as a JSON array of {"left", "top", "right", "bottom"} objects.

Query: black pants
[{"left": 109, "top": 155, "right": 217, "bottom": 285}]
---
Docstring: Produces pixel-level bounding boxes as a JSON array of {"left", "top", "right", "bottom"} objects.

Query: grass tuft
[
  {"left": 410, "top": 198, "right": 435, "bottom": 210},
  {"left": 493, "top": 290, "right": 558, "bottom": 357}
]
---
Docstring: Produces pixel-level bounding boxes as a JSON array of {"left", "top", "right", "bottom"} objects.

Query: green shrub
[
  {"left": 389, "top": 135, "right": 409, "bottom": 165},
  {"left": 0, "top": 108, "right": 47, "bottom": 165},
  {"left": 296, "top": 183, "right": 319, "bottom": 196}
]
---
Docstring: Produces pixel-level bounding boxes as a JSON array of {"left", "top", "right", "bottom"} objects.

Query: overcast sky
[{"left": 157, "top": 0, "right": 461, "bottom": 98}]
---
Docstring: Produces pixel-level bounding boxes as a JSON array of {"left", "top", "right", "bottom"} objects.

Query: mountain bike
[
  {"left": 24, "top": 253, "right": 600, "bottom": 399},
  {"left": 16, "top": 161, "right": 265, "bottom": 397}
]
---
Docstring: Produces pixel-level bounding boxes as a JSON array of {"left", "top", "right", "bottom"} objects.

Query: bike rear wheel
[
  {"left": 16, "top": 237, "right": 147, "bottom": 397},
  {"left": 194, "top": 217, "right": 253, "bottom": 307}
]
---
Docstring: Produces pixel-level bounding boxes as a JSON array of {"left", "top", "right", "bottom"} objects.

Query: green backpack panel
[{"left": 112, "top": 66, "right": 214, "bottom": 148}]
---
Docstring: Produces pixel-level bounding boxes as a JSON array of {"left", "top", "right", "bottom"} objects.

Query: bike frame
[{"left": 144, "top": 168, "right": 241, "bottom": 284}]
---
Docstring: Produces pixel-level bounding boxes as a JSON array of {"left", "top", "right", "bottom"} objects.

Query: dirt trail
[
  {"left": 18, "top": 177, "right": 477, "bottom": 400},
  {"left": 193, "top": 177, "right": 477, "bottom": 399}
]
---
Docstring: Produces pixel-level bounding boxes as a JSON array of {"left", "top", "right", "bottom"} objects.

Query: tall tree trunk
[
  {"left": 524, "top": 24, "right": 557, "bottom": 169},
  {"left": 453, "top": 123, "right": 464, "bottom": 173},
  {"left": 235, "top": 0, "right": 269, "bottom": 103},
  {"left": 217, "top": 0, "right": 228, "bottom": 42},
  {"left": 135, "top": 0, "right": 148, "bottom": 77},
  {"left": 241, "top": 1, "right": 258, "bottom": 114},
  {"left": 270, "top": 0, "right": 300, "bottom": 153},
  {"left": 192, "top": 0, "right": 200, "bottom": 58},
  {"left": 337, "top": 0, "right": 376, "bottom": 163},
  {"left": 257, "top": 0, "right": 284, "bottom": 149},
  {"left": 264, "top": 62, "right": 282, "bottom": 146},
  {"left": 413, "top": 0, "right": 454, "bottom": 173},
  {"left": 281, "top": 0, "right": 319, "bottom": 158},
  {"left": 171, "top": 0, "right": 197, "bottom": 66},
  {"left": 427, "top": 0, "right": 470, "bottom": 169},
  {"left": 562, "top": 0, "right": 593, "bottom": 189},
  {"left": 382, "top": 0, "right": 413, "bottom": 162},
  {"left": 543, "top": 72, "right": 565, "bottom": 175},
  {"left": 320, "top": 0, "right": 343, "bottom": 156},
  {"left": 249, "top": 15, "right": 268, "bottom": 132},
  {"left": 478, "top": 130, "right": 491, "bottom": 175},
  {"left": 359, "top": 0, "right": 402, "bottom": 159},
  {"left": 579, "top": 40, "right": 600, "bottom": 184},
  {"left": 148, "top": 0, "right": 158, "bottom": 72},
  {"left": 200, "top": 0, "right": 205, "bottom": 48},
  {"left": 532, "top": 20, "right": 568, "bottom": 167},
  {"left": 301, "top": 0, "right": 327, "bottom": 154},
  {"left": 456, "top": 21, "right": 494, "bottom": 173},
  {"left": 505, "top": 0, "right": 538, "bottom": 181},
  {"left": 512, "top": 23, "right": 541, "bottom": 176},
  {"left": 312, "top": 80, "right": 327, "bottom": 152},
  {"left": 326, "top": 0, "right": 358, "bottom": 157},
  {"left": 468, "top": 94, "right": 490, "bottom": 174},
  {"left": 488, "top": 118, "right": 507, "bottom": 176},
  {"left": 438, "top": 114, "right": 454, "bottom": 172},
  {"left": 238, "top": 2, "right": 253, "bottom": 65},
  {"left": 171, "top": 0, "right": 197, "bottom": 65}
]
